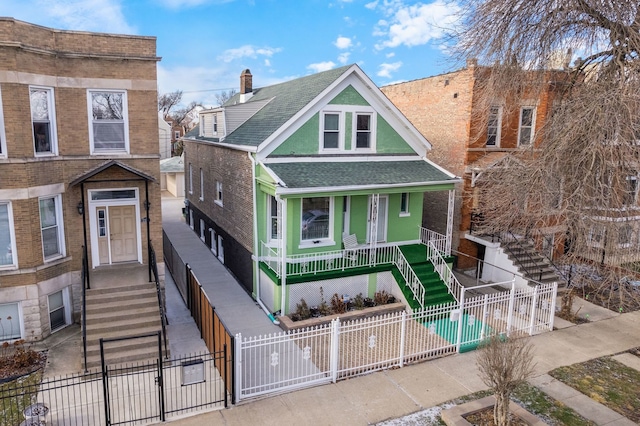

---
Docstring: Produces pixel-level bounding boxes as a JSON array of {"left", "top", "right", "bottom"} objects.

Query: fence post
[
  {"left": 549, "top": 282, "right": 558, "bottom": 331},
  {"left": 157, "top": 331, "right": 166, "bottom": 422},
  {"left": 528, "top": 285, "right": 539, "bottom": 335},
  {"left": 330, "top": 318, "right": 340, "bottom": 383},
  {"left": 456, "top": 289, "right": 465, "bottom": 353},
  {"left": 234, "top": 334, "right": 242, "bottom": 404},
  {"left": 506, "top": 280, "right": 516, "bottom": 336},
  {"left": 399, "top": 311, "right": 406, "bottom": 367},
  {"left": 480, "top": 294, "right": 489, "bottom": 340}
]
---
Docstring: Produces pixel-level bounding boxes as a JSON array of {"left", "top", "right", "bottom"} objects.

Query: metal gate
[{"left": 100, "top": 332, "right": 165, "bottom": 425}]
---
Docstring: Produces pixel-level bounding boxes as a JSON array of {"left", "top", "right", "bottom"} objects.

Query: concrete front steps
[
  {"left": 84, "top": 282, "right": 168, "bottom": 370},
  {"left": 501, "top": 238, "right": 566, "bottom": 289},
  {"left": 395, "top": 244, "right": 456, "bottom": 309}
]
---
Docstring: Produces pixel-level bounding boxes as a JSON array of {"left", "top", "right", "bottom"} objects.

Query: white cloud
[
  {"left": 157, "top": 0, "right": 235, "bottom": 8},
  {"left": 386, "top": 52, "right": 396, "bottom": 58},
  {"left": 365, "top": 1, "right": 378, "bottom": 10},
  {"left": 218, "top": 45, "right": 282, "bottom": 63},
  {"left": 377, "top": 61, "right": 402, "bottom": 78},
  {"left": 338, "top": 52, "right": 351, "bottom": 65},
  {"left": 264, "top": 59, "right": 271, "bottom": 67},
  {"left": 0, "top": 0, "right": 136, "bottom": 34},
  {"left": 307, "top": 61, "right": 337, "bottom": 73},
  {"left": 372, "top": 0, "right": 460, "bottom": 50},
  {"left": 334, "top": 36, "right": 353, "bottom": 50}
]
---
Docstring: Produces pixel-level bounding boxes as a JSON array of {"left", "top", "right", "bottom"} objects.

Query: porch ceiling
[{"left": 265, "top": 160, "right": 457, "bottom": 190}]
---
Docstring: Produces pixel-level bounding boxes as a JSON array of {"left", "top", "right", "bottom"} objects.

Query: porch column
[
  {"left": 446, "top": 189, "right": 455, "bottom": 256},
  {"left": 369, "top": 193, "right": 379, "bottom": 265},
  {"left": 280, "top": 197, "right": 288, "bottom": 314}
]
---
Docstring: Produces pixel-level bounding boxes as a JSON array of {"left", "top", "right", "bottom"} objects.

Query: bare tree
[
  {"left": 476, "top": 334, "right": 536, "bottom": 426},
  {"left": 158, "top": 90, "right": 183, "bottom": 116},
  {"left": 453, "top": 1, "right": 640, "bottom": 297},
  {"left": 215, "top": 89, "right": 237, "bottom": 106}
]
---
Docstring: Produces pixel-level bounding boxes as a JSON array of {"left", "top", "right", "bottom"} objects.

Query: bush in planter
[
  {"left": 363, "top": 297, "right": 375, "bottom": 308},
  {"left": 352, "top": 293, "right": 365, "bottom": 310},
  {"left": 318, "top": 287, "right": 331, "bottom": 316},
  {"left": 294, "top": 299, "right": 311, "bottom": 321},
  {"left": 330, "top": 293, "right": 347, "bottom": 314},
  {"left": 374, "top": 290, "right": 392, "bottom": 305}
]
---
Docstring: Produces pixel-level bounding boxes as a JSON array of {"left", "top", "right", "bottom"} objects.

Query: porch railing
[
  {"left": 419, "top": 227, "right": 448, "bottom": 256},
  {"left": 81, "top": 245, "right": 89, "bottom": 372},
  {"left": 427, "top": 241, "right": 464, "bottom": 303},
  {"left": 149, "top": 241, "right": 168, "bottom": 357},
  {"left": 393, "top": 246, "right": 425, "bottom": 309}
]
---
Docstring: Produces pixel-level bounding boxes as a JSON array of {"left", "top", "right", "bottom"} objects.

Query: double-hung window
[
  {"left": 400, "top": 193, "right": 410, "bottom": 216},
  {"left": 518, "top": 106, "right": 536, "bottom": 146},
  {"left": 618, "top": 224, "right": 634, "bottom": 248},
  {"left": 355, "top": 113, "right": 372, "bottom": 149},
  {"left": 301, "top": 197, "right": 331, "bottom": 242},
  {"left": 39, "top": 195, "right": 65, "bottom": 261},
  {"left": 189, "top": 164, "right": 193, "bottom": 194},
  {"left": 268, "top": 195, "right": 280, "bottom": 242},
  {"left": 88, "top": 90, "right": 129, "bottom": 153},
  {"left": 624, "top": 175, "right": 638, "bottom": 206},
  {"left": 213, "top": 115, "right": 218, "bottom": 133},
  {"left": 30, "top": 86, "right": 57, "bottom": 155},
  {"left": 0, "top": 87, "right": 6, "bottom": 158},
  {"left": 48, "top": 288, "right": 70, "bottom": 332},
  {"left": 487, "top": 105, "right": 502, "bottom": 146},
  {"left": 0, "top": 202, "right": 17, "bottom": 268},
  {"left": 322, "top": 112, "right": 340, "bottom": 150},
  {"left": 199, "top": 168, "right": 204, "bottom": 201}
]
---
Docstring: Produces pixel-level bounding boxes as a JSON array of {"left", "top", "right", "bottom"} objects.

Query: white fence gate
[{"left": 235, "top": 282, "right": 557, "bottom": 402}]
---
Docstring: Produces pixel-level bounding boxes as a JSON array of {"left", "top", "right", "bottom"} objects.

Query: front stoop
[
  {"left": 440, "top": 395, "right": 548, "bottom": 426},
  {"left": 83, "top": 281, "right": 168, "bottom": 369}
]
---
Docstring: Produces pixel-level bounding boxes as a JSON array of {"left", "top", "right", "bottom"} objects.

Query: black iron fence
[
  {"left": 163, "top": 230, "right": 187, "bottom": 301},
  {"left": 0, "top": 347, "right": 228, "bottom": 426}
]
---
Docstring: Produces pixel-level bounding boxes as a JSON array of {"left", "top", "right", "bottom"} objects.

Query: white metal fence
[{"left": 235, "top": 282, "right": 557, "bottom": 402}]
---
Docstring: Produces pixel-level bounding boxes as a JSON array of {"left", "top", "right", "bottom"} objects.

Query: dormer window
[
  {"left": 355, "top": 113, "right": 372, "bottom": 149},
  {"left": 323, "top": 112, "right": 340, "bottom": 149}
]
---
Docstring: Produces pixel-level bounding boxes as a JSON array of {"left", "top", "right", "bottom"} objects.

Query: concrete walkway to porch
[{"left": 161, "top": 192, "right": 280, "bottom": 338}]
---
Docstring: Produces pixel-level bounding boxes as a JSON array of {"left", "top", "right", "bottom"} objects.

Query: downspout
[
  {"left": 280, "top": 197, "right": 288, "bottom": 315},
  {"left": 81, "top": 182, "right": 90, "bottom": 288},
  {"left": 146, "top": 180, "right": 151, "bottom": 282},
  {"left": 248, "top": 152, "right": 279, "bottom": 324}
]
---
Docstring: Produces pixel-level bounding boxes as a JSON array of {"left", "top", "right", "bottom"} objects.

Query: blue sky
[{"left": 0, "top": 0, "right": 462, "bottom": 107}]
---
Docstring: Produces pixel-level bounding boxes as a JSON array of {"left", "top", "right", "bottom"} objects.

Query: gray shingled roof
[
  {"left": 220, "top": 65, "right": 352, "bottom": 147},
  {"left": 265, "top": 161, "right": 455, "bottom": 189},
  {"left": 160, "top": 156, "right": 185, "bottom": 173}
]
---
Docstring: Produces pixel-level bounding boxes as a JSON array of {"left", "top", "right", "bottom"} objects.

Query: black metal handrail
[
  {"left": 81, "top": 245, "right": 89, "bottom": 372},
  {"left": 501, "top": 231, "right": 545, "bottom": 282},
  {"left": 149, "top": 241, "right": 168, "bottom": 357}
]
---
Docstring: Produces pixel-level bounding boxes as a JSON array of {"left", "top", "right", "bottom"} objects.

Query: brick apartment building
[
  {"left": 382, "top": 59, "right": 566, "bottom": 274},
  {"left": 0, "top": 18, "right": 162, "bottom": 342}
]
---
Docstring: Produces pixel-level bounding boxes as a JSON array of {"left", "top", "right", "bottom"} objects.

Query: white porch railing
[
  {"left": 420, "top": 227, "right": 448, "bottom": 256},
  {"left": 427, "top": 241, "right": 464, "bottom": 303},
  {"left": 393, "top": 246, "right": 425, "bottom": 309}
]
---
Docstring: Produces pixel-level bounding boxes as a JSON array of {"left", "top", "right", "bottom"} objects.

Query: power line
[{"left": 180, "top": 87, "right": 238, "bottom": 94}]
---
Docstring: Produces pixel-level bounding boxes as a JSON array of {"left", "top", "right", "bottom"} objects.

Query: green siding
[
  {"left": 271, "top": 114, "right": 320, "bottom": 156},
  {"left": 376, "top": 115, "right": 416, "bottom": 154},
  {"left": 386, "top": 192, "right": 424, "bottom": 241},
  {"left": 345, "top": 112, "right": 352, "bottom": 150},
  {"left": 329, "top": 85, "right": 369, "bottom": 106}
]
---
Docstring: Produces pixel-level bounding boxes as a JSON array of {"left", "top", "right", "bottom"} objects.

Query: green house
[{"left": 183, "top": 65, "right": 461, "bottom": 317}]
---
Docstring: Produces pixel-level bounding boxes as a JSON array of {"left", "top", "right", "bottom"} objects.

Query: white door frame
[
  {"left": 366, "top": 194, "right": 388, "bottom": 243},
  {"left": 88, "top": 188, "right": 142, "bottom": 268}
]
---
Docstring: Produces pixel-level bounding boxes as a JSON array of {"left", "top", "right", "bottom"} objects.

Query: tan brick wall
[
  {"left": 184, "top": 141, "right": 254, "bottom": 252},
  {"left": 0, "top": 18, "right": 161, "bottom": 341}
]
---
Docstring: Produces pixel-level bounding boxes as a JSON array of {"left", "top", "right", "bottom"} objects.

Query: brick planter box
[{"left": 278, "top": 302, "right": 406, "bottom": 332}]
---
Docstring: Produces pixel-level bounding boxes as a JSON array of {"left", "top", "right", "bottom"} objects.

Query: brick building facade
[{"left": 0, "top": 18, "right": 162, "bottom": 342}]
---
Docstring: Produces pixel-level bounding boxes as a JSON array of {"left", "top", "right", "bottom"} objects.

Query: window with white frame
[
  {"left": 199, "top": 168, "right": 204, "bottom": 201},
  {"left": 189, "top": 163, "right": 193, "bottom": 194},
  {"left": 301, "top": 197, "right": 331, "bottom": 241},
  {"left": 322, "top": 112, "right": 340, "bottom": 150},
  {"left": 588, "top": 226, "right": 605, "bottom": 247},
  {"left": 215, "top": 181, "right": 223, "bottom": 206},
  {"left": 30, "top": 86, "right": 57, "bottom": 155},
  {"left": 268, "top": 195, "right": 280, "bottom": 241},
  {"left": 88, "top": 90, "right": 129, "bottom": 153},
  {"left": 0, "top": 302, "right": 22, "bottom": 341},
  {"left": 48, "top": 288, "right": 70, "bottom": 332},
  {"left": 400, "top": 193, "right": 410, "bottom": 216},
  {"left": 518, "top": 106, "right": 536, "bottom": 146},
  {"left": 624, "top": 175, "right": 638, "bottom": 206},
  {"left": 618, "top": 224, "right": 633, "bottom": 248},
  {"left": 213, "top": 115, "right": 218, "bottom": 133},
  {"left": 210, "top": 228, "right": 217, "bottom": 255},
  {"left": 487, "top": 105, "right": 502, "bottom": 146},
  {"left": 39, "top": 195, "right": 65, "bottom": 261},
  {"left": 199, "top": 115, "right": 204, "bottom": 137},
  {"left": 200, "top": 219, "right": 205, "bottom": 241},
  {"left": 0, "top": 87, "right": 6, "bottom": 157},
  {"left": 174, "top": 131, "right": 180, "bottom": 140},
  {"left": 0, "top": 202, "right": 16, "bottom": 268},
  {"left": 355, "top": 113, "right": 372, "bottom": 149}
]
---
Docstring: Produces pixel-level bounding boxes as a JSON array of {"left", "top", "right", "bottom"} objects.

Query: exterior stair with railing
[
  {"left": 501, "top": 238, "right": 567, "bottom": 289},
  {"left": 83, "top": 281, "right": 168, "bottom": 370},
  {"left": 393, "top": 244, "right": 456, "bottom": 309}
]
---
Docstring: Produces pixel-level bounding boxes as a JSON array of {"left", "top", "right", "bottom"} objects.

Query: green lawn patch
[{"left": 0, "top": 370, "right": 43, "bottom": 426}]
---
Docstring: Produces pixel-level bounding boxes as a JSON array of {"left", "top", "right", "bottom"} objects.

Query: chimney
[{"left": 239, "top": 69, "right": 253, "bottom": 103}]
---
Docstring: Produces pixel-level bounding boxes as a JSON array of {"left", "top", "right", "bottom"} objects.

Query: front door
[
  {"left": 367, "top": 195, "right": 388, "bottom": 243},
  {"left": 109, "top": 205, "right": 137, "bottom": 263}
]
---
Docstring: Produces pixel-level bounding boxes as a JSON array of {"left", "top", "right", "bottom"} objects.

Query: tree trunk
[{"left": 494, "top": 392, "right": 510, "bottom": 426}]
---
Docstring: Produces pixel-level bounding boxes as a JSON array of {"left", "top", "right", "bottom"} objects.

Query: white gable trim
[
  {"left": 256, "top": 65, "right": 432, "bottom": 161},
  {"left": 261, "top": 155, "right": 424, "bottom": 164}
]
